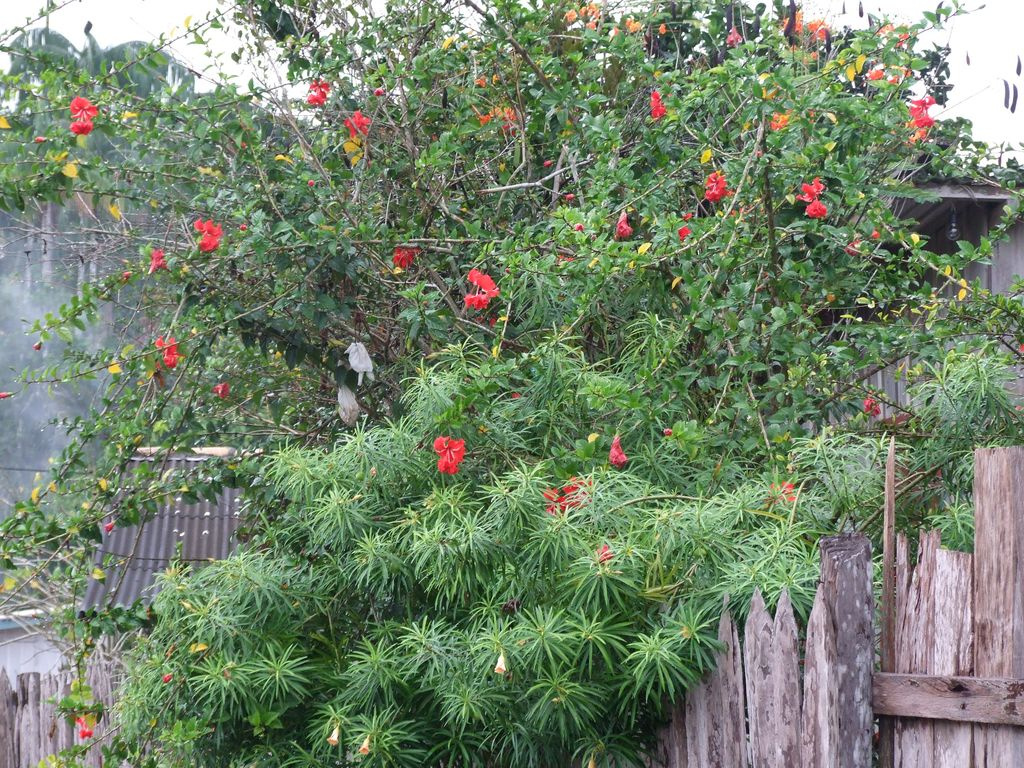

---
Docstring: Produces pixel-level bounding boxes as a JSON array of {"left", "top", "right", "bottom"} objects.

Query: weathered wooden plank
[
  {"left": 897, "top": 531, "right": 939, "bottom": 768},
  {"left": 800, "top": 588, "right": 838, "bottom": 768},
  {"left": 770, "top": 591, "right": 800, "bottom": 766},
  {"left": 654, "top": 703, "right": 688, "bottom": 768},
  {"left": 879, "top": 438, "right": 898, "bottom": 768},
  {"left": 715, "top": 608, "right": 746, "bottom": 768},
  {"left": 743, "top": 590, "right": 773, "bottom": 768},
  {"left": 0, "top": 670, "right": 13, "bottom": 768},
  {"left": 973, "top": 447, "right": 1024, "bottom": 765},
  {"left": 930, "top": 549, "right": 973, "bottom": 768},
  {"left": 684, "top": 677, "right": 710, "bottom": 768},
  {"left": 873, "top": 673, "right": 1024, "bottom": 726},
  {"left": 819, "top": 534, "right": 873, "bottom": 768}
]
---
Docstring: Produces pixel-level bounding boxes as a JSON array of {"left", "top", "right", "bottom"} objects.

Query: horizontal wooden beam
[{"left": 873, "top": 673, "right": 1024, "bottom": 726}]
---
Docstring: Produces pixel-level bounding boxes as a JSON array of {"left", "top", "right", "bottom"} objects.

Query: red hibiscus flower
[
  {"left": 796, "top": 177, "right": 826, "bottom": 203},
  {"left": 393, "top": 246, "right": 420, "bottom": 269},
  {"left": 543, "top": 478, "right": 590, "bottom": 515},
  {"left": 909, "top": 96, "right": 936, "bottom": 129},
  {"left": 194, "top": 219, "right": 223, "bottom": 252},
  {"left": 768, "top": 481, "right": 797, "bottom": 505},
  {"left": 845, "top": 239, "right": 862, "bottom": 256},
  {"left": 704, "top": 171, "right": 730, "bottom": 203},
  {"left": 609, "top": 435, "right": 628, "bottom": 468},
  {"left": 213, "top": 382, "right": 230, "bottom": 399},
  {"left": 615, "top": 211, "right": 633, "bottom": 240},
  {"left": 344, "top": 110, "right": 372, "bottom": 139},
  {"left": 148, "top": 249, "right": 168, "bottom": 274},
  {"left": 682, "top": 212, "right": 694, "bottom": 221},
  {"left": 770, "top": 112, "right": 790, "bottom": 131},
  {"left": 104, "top": 520, "right": 115, "bottom": 533},
  {"left": 70, "top": 119, "right": 94, "bottom": 136},
  {"left": 596, "top": 543, "right": 614, "bottom": 564},
  {"left": 650, "top": 90, "right": 667, "bottom": 120},
  {"left": 307, "top": 79, "right": 330, "bottom": 106},
  {"left": 465, "top": 268, "right": 499, "bottom": 310},
  {"left": 75, "top": 717, "right": 94, "bottom": 740},
  {"left": 69, "top": 97, "right": 98, "bottom": 121},
  {"left": 867, "top": 67, "right": 886, "bottom": 81},
  {"left": 805, "top": 199, "right": 828, "bottom": 219},
  {"left": 433, "top": 435, "right": 466, "bottom": 474},
  {"left": 155, "top": 336, "right": 180, "bottom": 369},
  {"left": 0, "top": 392, "right": 11, "bottom": 399},
  {"left": 678, "top": 225, "right": 691, "bottom": 242},
  {"left": 726, "top": 26, "right": 743, "bottom": 47},
  {"left": 663, "top": 428, "right": 673, "bottom": 436},
  {"left": 863, "top": 396, "right": 881, "bottom": 417}
]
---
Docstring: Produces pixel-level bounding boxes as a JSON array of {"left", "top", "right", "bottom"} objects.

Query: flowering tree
[{"left": 2, "top": 0, "right": 1024, "bottom": 765}]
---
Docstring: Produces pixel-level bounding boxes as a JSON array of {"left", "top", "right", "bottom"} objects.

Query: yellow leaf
[
  {"left": 61, "top": 162, "right": 79, "bottom": 178},
  {"left": 108, "top": 202, "right": 122, "bottom": 221},
  {"left": 184, "top": 15, "right": 192, "bottom": 27},
  {"left": 587, "top": 257, "right": 599, "bottom": 268},
  {"left": 121, "top": 111, "right": 139, "bottom": 120},
  {"left": 825, "top": 112, "right": 838, "bottom": 124},
  {"left": 31, "top": 487, "right": 40, "bottom": 504},
  {"left": 98, "top": 477, "right": 108, "bottom": 492},
  {"left": 274, "top": 154, "right": 293, "bottom": 164},
  {"left": 671, "top": 276, "right": 683, "bottom": 290},
  {"left": 47, "top": 481, "right": 56, "bottom": 493},
  {"left": 855, "top": 54, "right": 867, "bottom": 73},
  {"left": 0, "top": 116, "right": 9, "bottom": 129},
  {"left": 627, "top": 260, "right": 636, "bottom": 269},
  {"left": 846, "top": 64, "right": 856, "bottom": 82},
  {"left": 637, "top": 242, "right": 652, "bottom": 255},
  {"left": 189, "top": 642, "right": 208, "bottom": 653},
  {"left": 957, "top": 287, "right": 967, "bottom": 301},
  {"left": 91, "top": 568, "right": 106, "bottom": 581},
  {"left": 108, "top": 362, "right": 122, "bottom": 374},
  {"left": 1, "top": 576, "right": 15, "bottom": 592},
  {"left": 587, "top": 433, "right": 600, "bottom": 443},
  {"left": 52, "top": 150, "right": 68, "bottom": 162},
  {"left": 943, "top": 265, "right": 952, "bottom": 276},
  {"left": 824, "top": 141, "right": 836, "bottom": 152},
  {"left": 441, "top": 36, "right": 455, "bottom": 50},
  {"left": 785, "top": 193, "right": 796, "bottom": 205},
  {"left": 910, "top": 233, "right": 921, "bottom": 245},
  {"left": 700, "top": 148, "right": 713, "bottom": 164},
  {"left": 491, "top": 344, "right": 500, "bottom": 359}
]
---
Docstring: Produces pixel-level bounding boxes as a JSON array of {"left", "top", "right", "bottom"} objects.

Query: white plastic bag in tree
[
  {"left": 337, "top": 384, "right": 359, "bottom": 426},
  {"left": 345, "top": 342, "right": 374, "bottom": 386}
]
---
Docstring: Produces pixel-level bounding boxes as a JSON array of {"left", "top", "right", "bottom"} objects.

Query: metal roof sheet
[{"left": 81, "top": 454, "right": 243, "bottom": 612}]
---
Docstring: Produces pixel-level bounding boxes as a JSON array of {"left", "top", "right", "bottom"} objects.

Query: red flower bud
[{"left": 162, "top": 673, "right": 173, "bottom": 683}]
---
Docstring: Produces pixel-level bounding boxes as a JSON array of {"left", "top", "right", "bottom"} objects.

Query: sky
[{"left": 1, "top": 0, "right": 1022, "bottom": 148}]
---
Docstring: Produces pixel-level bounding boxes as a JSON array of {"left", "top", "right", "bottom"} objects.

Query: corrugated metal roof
[{"left": 81, "top": 454, "right": 243, "bottom": 612}]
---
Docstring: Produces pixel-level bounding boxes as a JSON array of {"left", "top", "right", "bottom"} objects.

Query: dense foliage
[{"left": 2, "top": 0, "right": 1024, "bottom": 765}]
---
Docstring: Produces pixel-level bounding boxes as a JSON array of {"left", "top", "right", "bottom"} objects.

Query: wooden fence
[
  {"left": 650, "top": 445, "right": 1024, "bottom": 767},
  {"left": 0, "top": 660, "right": 115, "bottom": 768}
]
